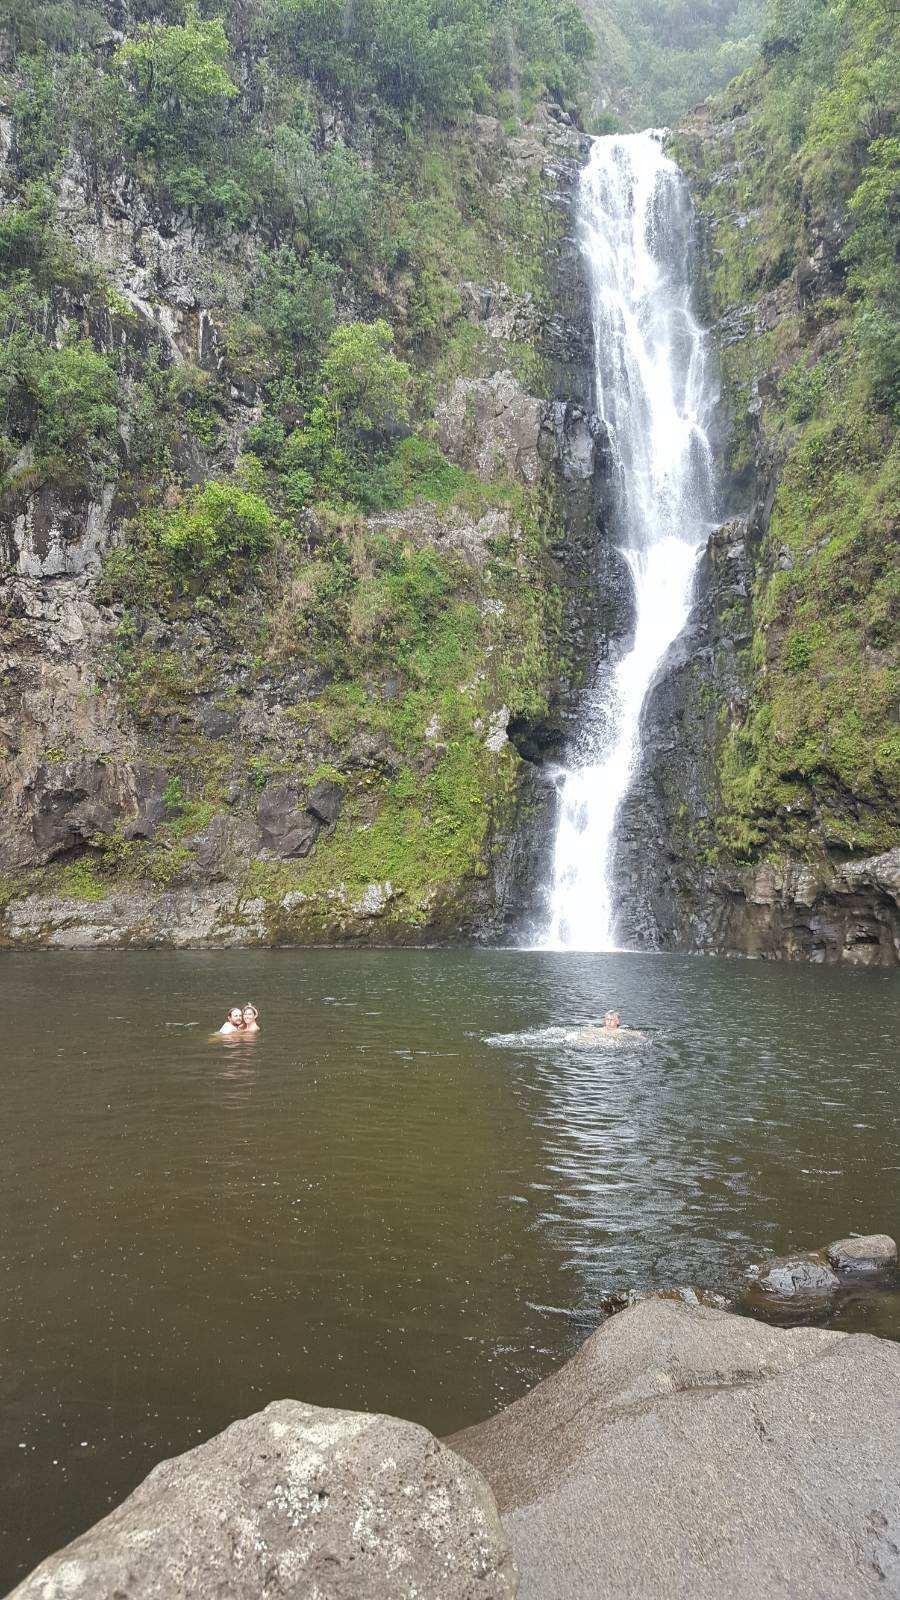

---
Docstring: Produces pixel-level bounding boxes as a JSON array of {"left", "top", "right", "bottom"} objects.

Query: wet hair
[{"left": 243, "top": 1003, "right": 259, "bottom": 1019}]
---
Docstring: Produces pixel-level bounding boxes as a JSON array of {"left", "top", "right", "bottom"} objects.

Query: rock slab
[
  {"left": 11, "top": 1400, "right": 517, "bottom": 1600},
  {"left": 450, "top": 1297, "right": 900, "bottom": 1600}
]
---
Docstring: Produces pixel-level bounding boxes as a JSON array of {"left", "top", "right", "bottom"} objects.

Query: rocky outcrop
[
  {"left": 613, "top": 514, "right": 900, "bottom": 963},
  {"left": 10, "top": 1400, "right": 517, "bottom": 1599},
  {"left": 704, "top": 848, "right": 900, "bottom": 966},
  {"left": 827, "top": 1234, "right": 898, "bottom": 1279},
  {"left": 437, "top": 371, "right": 546, "bottom": 486},
  {"left": 451, "top": 1296, "right": 900, "bottom": 1600},
  {"left": 258, "top": 778, "right": 344, "bottom": 860},
  {"left": 12, "top": 1296, "right": 900, "bottom": 1600}
]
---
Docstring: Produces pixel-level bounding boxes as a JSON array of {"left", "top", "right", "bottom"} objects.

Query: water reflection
[{"left": 213, "top": 1038, "right": 258, "bottom": 1113}]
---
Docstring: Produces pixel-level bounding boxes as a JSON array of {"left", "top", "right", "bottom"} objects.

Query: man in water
[{"left": 566, "top": 1009, "right": 644, "bottom": 1045}]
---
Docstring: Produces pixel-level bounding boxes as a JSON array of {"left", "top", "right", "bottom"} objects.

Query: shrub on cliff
[
  {"left": 0, "top": 318, "right": 119, "bottom": 492},
  {"left": 321, "top": 320, "right": 412, "bottom": 447},
  {"left": 158, "top": 479, "right": 277, "bottom": 579},
  {"left": 270, "top": 321, "right": 414, "bottom": 509}
]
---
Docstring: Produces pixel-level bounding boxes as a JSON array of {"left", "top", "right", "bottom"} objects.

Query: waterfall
[{"left": 540, "top": 132, "right": 719, "bottom": 952}]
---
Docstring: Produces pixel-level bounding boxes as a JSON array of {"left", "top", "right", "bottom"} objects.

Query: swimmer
[
  {"left": 218, "top": 1007, "right": 245, "bottom": 1035},
  {"left": 565, "top": 1009, "right": 645, "bottom": 1045},
  {"left": 241, "top": 1003, "right": 260, "bottom": 1033}
]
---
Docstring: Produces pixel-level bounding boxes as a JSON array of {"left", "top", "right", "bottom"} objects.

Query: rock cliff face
[
  {"left": 607, "top": 61, "right": 898, "bottom": 966},
  {"left": 615, "top": 515, "right": 900, "bottom": 964},
  {"left": 0, "top": 76, "right": 600, "bottom": 947}
]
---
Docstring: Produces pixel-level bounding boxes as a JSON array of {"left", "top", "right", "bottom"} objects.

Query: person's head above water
[
  {"left": 603, "top": 1010, "right": 621, "bottom": 1030},
  {"left": 242, "top": 1004, "right": 259, "bottom": 1030},
  {"left": 228, "top": 1007, "right": 243, "bottom": 1026}
]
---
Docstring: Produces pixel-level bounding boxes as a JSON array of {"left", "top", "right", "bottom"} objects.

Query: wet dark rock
[
  {"left": 195, "top": 698, "right": 239, "bottom": 738},
  {"left": 11, "top": 1400, "right": 517, "bottom": 1600},
  {"left": 257, "top": 782, "right": 322, "bottom": 860},
  {"left": 598, "top": 1286, "right": 731, "bottom": 1320},
  {"left": 541, "top": 401, "right": 603, "bottom": 484},
  {"left": 124, "top": 763, "right": 169, "bottom": 842},
  {"left": 827, "top": 1234, "right": 897, "bottom": 1279},
  {"left": 306, "top": 778, "right": 344, "bottom": 827},
  {"left": 613, "top": 518, "right": 753, "bottom": 952},
  {"left": 451, "top": 1297, "right": 900, "bottom": 1600},
  {"left": 29, "top": 756, "right": 129, "bottom": 860},
  {"left": 741, "top": 1233, "right": 899, "bottom": 1325},
  {"left": 507, "top": 712, "right": 566, "bottom": 766}
]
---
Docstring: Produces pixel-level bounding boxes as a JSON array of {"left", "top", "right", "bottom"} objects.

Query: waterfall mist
[{"left": 539, "top": 132, "right": 719, "bottom": 952}]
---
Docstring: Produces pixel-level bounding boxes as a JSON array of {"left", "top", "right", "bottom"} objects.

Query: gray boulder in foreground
[
  {"left": 449, "top": 1297, "right": 900, "bottom": 1600},
  {"left": 11, "top": 1400, "right": 517, "bottom": 1600}
]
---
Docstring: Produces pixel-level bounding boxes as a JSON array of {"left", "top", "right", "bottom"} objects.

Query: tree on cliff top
[{"left": 114, "top": 11, "right": 238, "bottom": 163}]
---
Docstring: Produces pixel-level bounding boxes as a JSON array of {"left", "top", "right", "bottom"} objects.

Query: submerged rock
[
  {"left": 827, "top": 1234, "right": 898, "bottom": 1279},
  {"left": 751, "top": 1254, "right": 841, "bottom": 1300},
  {"left": 598, "top": 1285, "right": 731, "bottom": 1318},
  {"left": 11, "top": 1400, "right": 517, "bottom": 1600},
  {"left": 742, "top": 1233, "right": 899, "bottom": 1323},
  {"left": 450, "top": 1297, "right": 900, "bottom": 1600}
]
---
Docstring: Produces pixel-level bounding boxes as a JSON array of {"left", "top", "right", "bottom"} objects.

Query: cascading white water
[{"left": 541, "top": 132, "right": 719, "bottom": 952}]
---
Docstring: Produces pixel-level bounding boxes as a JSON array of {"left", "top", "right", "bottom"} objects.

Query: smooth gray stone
[
  {"left": 827, "top": 1233, "right": 897, "bottom": 1277},
  {"left": 12, "top": 1400, "right": 517, "bottom": 1600},
  {"left": 450, "top": 1297, "right": 900, "bottom": 1600},
  {"left": 754, "top": 1254, "right": 841, "bottom": 1298}
]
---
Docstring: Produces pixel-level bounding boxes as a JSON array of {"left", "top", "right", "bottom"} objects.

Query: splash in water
[{"left": 540, "top": 132, "right": 719, "bottom": 952}]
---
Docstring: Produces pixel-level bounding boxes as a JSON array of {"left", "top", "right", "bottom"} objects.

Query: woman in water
[{"left": 242, "top": 1004, "right": 260, "bottom": 1033}]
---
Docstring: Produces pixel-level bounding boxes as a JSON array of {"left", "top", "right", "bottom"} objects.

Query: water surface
[{"left": 2, "top": 949, "right": 898, "bottom": 1589}]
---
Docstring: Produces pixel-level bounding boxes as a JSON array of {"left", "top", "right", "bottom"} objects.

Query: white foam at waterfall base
[{"left": 539, "top": 132, "right": 719, "bottom": 953}]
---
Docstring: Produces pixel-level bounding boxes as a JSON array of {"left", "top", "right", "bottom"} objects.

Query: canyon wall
[
  {"left": 613, "top": 5, "right": 898, "bottom": 966},
  {"left": 0, "top": 2, "right": 605, "bottom": 948}
]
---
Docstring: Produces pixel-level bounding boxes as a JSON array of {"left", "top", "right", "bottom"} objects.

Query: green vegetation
[
  {"left": 0, "top": 0, "right": 589, "bottom": 504},
  {"left": 239, "top": 488, "right": 562, "bottom": 924},
  {"left": 583, "top": 0, "right": 765, "bottom": 129},
  {"left": 0, "top": 0, "right": 583, "bottom": 926},
  {"left": 681, "top": 0, "right": 899, "bottom": 861},
  {"left": 158, "top": 479, "right": 278, "bottom": 579}
]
